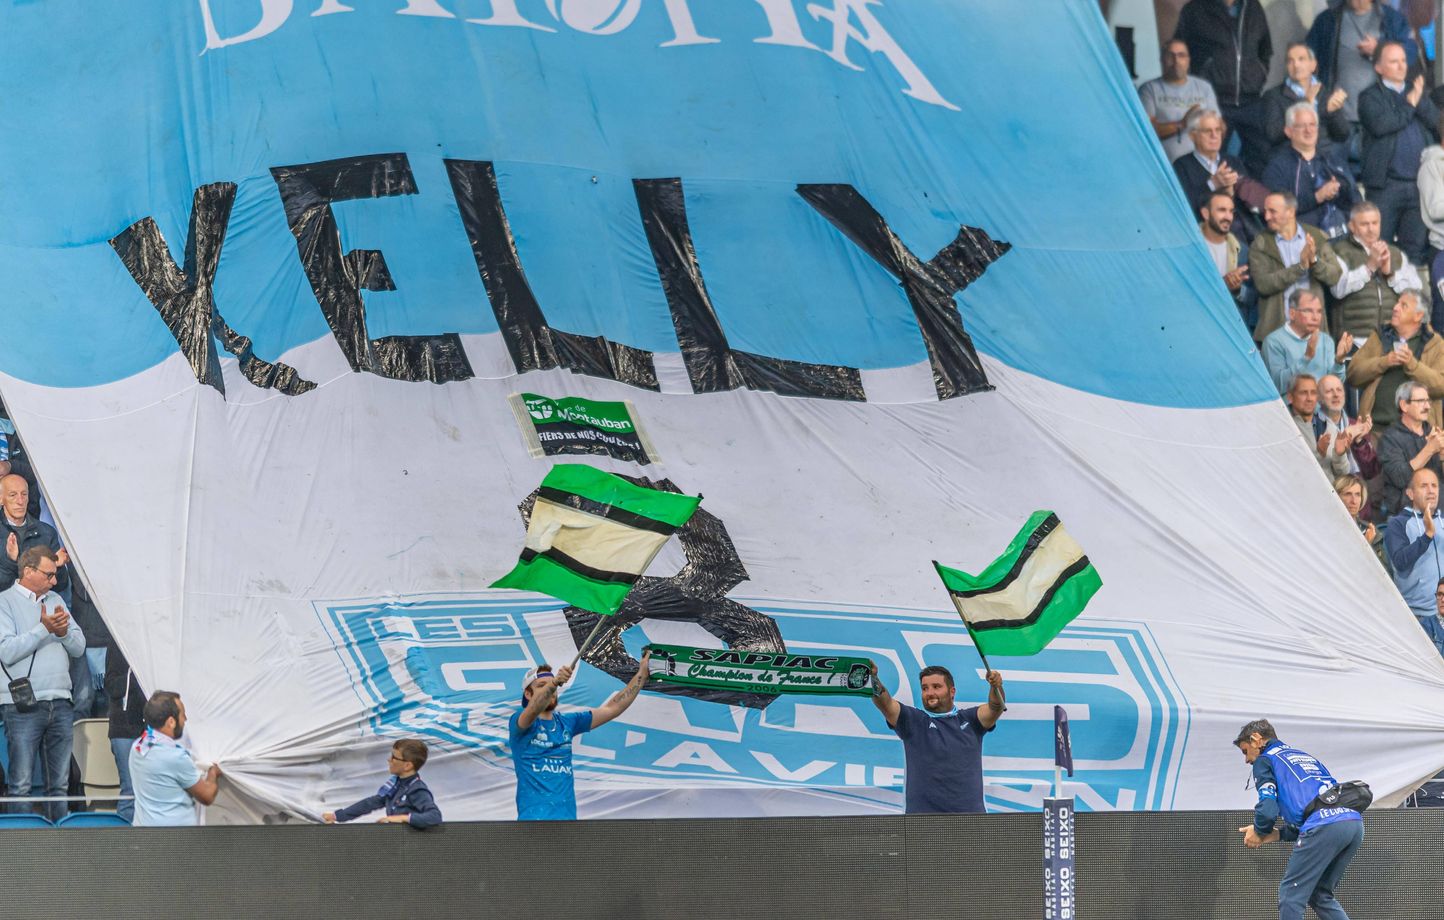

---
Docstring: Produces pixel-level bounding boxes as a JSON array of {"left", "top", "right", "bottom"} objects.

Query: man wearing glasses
[
  {"left": 0, "top": 545, "right": 85, "bottom": 821},
  {"left": 1377, "top": 381, "right": 1444, "bottom": 517}
]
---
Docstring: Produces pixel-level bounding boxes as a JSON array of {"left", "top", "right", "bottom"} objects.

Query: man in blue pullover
[
  {"left": 1235, "top": 719, "right": 1364, "bottom": 920},
  {"left": 1383, "top": 466, "right": 1444, "bottom": 653}
]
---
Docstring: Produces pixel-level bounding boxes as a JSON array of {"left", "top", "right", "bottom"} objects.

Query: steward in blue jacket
[
  {"left": 1235, "top": 720, "right": 1363, "bottom": 920},
  {"left": 323, "top": 739, "right": 442, "bottom": 828}
]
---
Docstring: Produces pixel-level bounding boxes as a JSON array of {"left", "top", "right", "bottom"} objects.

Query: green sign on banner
[
  {"left": 645, "top": 644, "right": 876, "bottom": 697},
  {"left": 509, "top": 393, "right": 658, "bottom": 465}
]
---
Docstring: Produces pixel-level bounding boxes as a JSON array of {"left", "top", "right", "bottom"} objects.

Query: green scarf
[{"left": 645, "top": 644, "right": 875, "bottom": 696}]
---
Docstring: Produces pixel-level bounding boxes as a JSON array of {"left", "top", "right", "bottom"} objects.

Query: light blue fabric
[
  {"left": 128, "top": 732, "right": 203, "bottom": 826},
  {"left": 0, "top": 584, "right": 84, "bottom": 702},
  {"left": 0, "top": 1, "right": 1279, "bottom": 409}
]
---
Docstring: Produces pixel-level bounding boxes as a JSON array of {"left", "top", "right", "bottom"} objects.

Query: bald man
[
  {"left": 0, "top": 475, "right": 68, "bottom": 600},
  {"left": 1384, "top": 466, "right": 1444, "bottom": 654}
]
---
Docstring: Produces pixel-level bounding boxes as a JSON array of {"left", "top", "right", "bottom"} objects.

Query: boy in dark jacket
[{"left": 323, "top": 739, "right": 442, "bottom": 828}]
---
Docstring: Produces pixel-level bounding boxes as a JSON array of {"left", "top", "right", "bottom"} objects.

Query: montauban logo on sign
[{"left": 199, "top": 0, "right": 958, "bottom": 111}]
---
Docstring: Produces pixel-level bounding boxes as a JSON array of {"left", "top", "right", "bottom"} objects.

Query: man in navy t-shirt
[
  {"left": 508, "top": 651, "right": 651, "bottom": 821},
  {"left": 871, "top": 663, "right": 1005, "bottom": 813}
]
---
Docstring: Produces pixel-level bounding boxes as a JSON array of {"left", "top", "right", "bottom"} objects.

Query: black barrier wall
[{"left": 0, "top": 810, "right": 1436, "bottom": 919}]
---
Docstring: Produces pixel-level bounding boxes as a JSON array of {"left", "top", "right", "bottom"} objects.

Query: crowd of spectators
[
  {"left": 0, "top": 399, "right": 116, "bottom": 822},
  {"left": 1152, "top": 0, "right": 1444, "bottom": 667}
]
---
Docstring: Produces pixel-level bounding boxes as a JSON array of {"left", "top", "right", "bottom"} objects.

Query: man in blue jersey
[
  {"left": 1235, "top": 719, "right": 1365, "bottom": 920},
  {"left": 871, "top": 663, "right": 1004, "bottom": 813},
  {"left": 508, "top": 651, "right": 651, "bottom": 821}
]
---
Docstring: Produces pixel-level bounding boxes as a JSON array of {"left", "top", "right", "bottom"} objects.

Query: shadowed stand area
[{"left": 0, "top": 810, "right": 1434, "bottom": 919}]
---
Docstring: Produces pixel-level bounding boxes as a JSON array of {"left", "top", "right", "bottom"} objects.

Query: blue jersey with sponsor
[
  {"left": 1252, "top": 739, "right": 1362, "bottom": 839},
  {"left": 509, "top": 708, "right": 593, "bottom": 821},
  {"left": 892, "top": 703, "right": 992, "bottom": 814}
]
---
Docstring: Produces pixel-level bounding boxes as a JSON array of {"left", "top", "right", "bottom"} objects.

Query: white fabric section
[
  {"left": 951, "top": 525, "right": 1085, "bottom": 625},
  {"left": 5, "top": 336, "right": 1444, "bottom": 822},
  {"left": 525, "top": 498, "right": 668, "bottom": 576}
]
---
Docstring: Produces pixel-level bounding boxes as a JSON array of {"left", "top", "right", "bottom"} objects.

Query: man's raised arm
[
  {"left": 871, "top": 664, "right": 901, "bottom": 728},
  {"left": 591, "top": 652, "right": 651, "bottom": 729}
]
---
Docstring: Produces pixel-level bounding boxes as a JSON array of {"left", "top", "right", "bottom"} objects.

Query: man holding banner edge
[{"left": 871, "top": 663, "right": 1005, "bottom": 814}]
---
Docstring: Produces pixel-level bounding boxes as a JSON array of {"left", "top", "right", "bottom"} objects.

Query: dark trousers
[
  {"left": 1371, "top": 179, "right": 1429, "bottom": 265},
  {"left": 1220, "top": 97, "right": 1268, "bottom": 176},
  {"left": 1277, "top": 819, "right": 1364, "bottom": 920}
]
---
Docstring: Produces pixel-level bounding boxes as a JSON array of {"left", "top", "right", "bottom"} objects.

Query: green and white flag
[
  {"left": 934, "top": 511, "right": 1101, "bottom": 657},
  {"left": 645, "top": 644, "right": 876, "bottom": 697},
  {"left": 491, "top": 464, "right": 701, "bottom": 616}
]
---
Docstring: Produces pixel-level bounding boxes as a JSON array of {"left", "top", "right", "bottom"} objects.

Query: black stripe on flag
[
  {"left": 964, "top": 556, "right": 1093, "bottom": 631},
  {"left": 536, "top": 486, "right": 679, "bottom": 535},
  {"left": 949, "top": 513, "right": 1061, "bottom": 599},
  {"left": 519, "top": 547, "right": 642, "bottom": 585}
]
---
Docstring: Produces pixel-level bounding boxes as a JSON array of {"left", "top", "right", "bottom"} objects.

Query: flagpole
[
  {"left": 568, "top": 616, "right": 610, "bottom": 671},
  {"left": 934, "top": 560, "right": 1007, "bottom": 713}
]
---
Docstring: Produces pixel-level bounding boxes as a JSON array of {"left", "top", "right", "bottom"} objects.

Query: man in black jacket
[
  {"left": 1261, "top": 42, "right": 1350, "bottom": 160},
  {"left": 1358, "top": 41, "right": 1439, "bottom": 264},
  {"left": 0, "top": 475, "right": 68, "bottom": 601},
  {"left": 1175, "top": 0, "right": 1273, "bottom": 174},
  {"left": 1174, "top": 110, "right": 1268, "bottom": 238}
]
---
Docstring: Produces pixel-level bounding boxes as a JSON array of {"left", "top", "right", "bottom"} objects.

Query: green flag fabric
[
  {"left": 934, "top": 510, "right": 1101, "bottom": 657},
  {"left": 491, "top": 464, "right": 701, "bottom": 615},
  {"left": 645, "top": 644, "right": 876, "bottom": 697}
]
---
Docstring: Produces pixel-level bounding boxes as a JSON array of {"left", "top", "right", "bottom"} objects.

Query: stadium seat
[
  {"left": 0, "top": 813, "right": 53, "bottom": 828},
  {"left": 72, "top": 718, "right": 119, "bottom": 799},
  {"left": 56, "top": 812, "right": 129, "bottom": 828}
]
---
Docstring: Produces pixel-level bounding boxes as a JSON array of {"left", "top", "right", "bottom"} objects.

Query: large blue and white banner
[{"left": 2, "top": 0, "right": 1442, "bottom": 821}]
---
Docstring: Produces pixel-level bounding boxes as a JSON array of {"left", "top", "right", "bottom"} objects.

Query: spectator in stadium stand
[
  {"left": 1375, "top": 381, "right": 1444, "bottom": 517},
  {"left": 1263, "top": 290, "right": 1350, "bottom": 395},
  {"left": 1262, "top": 104, "right": 1354, "bottom": 240},
  {"left": 1174, "top": 110, "right": 1269, "bottom": 227},
  {"left": 1416, "top": 113, "right": 1444, "bottom": 330},
  {"left": 870, "top": 663, "right": 1005, "bottom": 814},
  {"left": 129, "top": 691, "right": 221, "bottom": 826},
  {"left": 1331, "top": 201, "right": 1424, "bottom": 341},
  {"left": 1174, "top": 0, "right": 1272, "bottom": 174},
  {"left": 1345, "top": 290, "right": 1443, "bottom": 431},
  {"left": 1234, "top": 719, "right": 1365, "bottom": 920},
  {"left": 1307, "top": 0, "right": 1417, "bottom": 125},
  {"left": 1199, "top": 191, "right": 1258, "bottom": 330},
  {"left": 0, "top": 474, "right": 68, "bottom": 602},
  {"left": 0, "top": 400, "right": 40, "bottom": 521},
  {"left": 322, "top": 739, "right": 442, "bottom": 828},
  {"left": 1316, "top": 374, "right": 1376, "bottom": 478},
  {"left": 1262, "top": 43, "right": 1350, "bottom": 160},
  {"left": 1139, "top": 38, "right": 1220, "bottom": 163},
  {"left": 1249, "top": 191, "right": 1345, "bottom": 343},
  {"left": 1384, "top": 466, "right": 1444, "bottom": 650},
  {"left": 1358, "top": 40, "right": 1438, "bottom": 265},
  {"left": 1286, "top": 373, "right": 1352, "bottom": 478},
  {"left": 1334, "top": 473, "right": 1386, "bottom": 562},
  {"left": 103, "top": 644, "right": 144, "bottom": 824},
  {"left": 0, "top": 546, "right": 85, "bottom": 822},
  {"left": 508, "top": 653, "right": 651, "bottom": 821}
]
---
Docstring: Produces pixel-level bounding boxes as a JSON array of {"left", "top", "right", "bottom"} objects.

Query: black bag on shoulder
[
  {"left": 0, "top": 647, "right": 38, "bottom": 714},
  {"left": 1301, "top": 780, "right": 1373, "bottom": 824}
]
